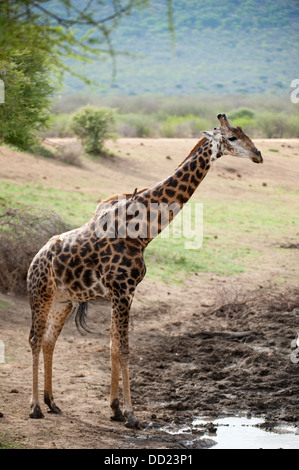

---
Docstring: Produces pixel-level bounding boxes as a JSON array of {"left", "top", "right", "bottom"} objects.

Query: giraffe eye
[{"left": 228, "top": 136, "right": 237, "bottom": 141}]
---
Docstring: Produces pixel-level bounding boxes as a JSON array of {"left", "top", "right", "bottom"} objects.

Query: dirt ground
[
  {"left": 0, "top": 138, "right": 298, "bottom": 449},
  {"left": 1, "top": 278, "right": 299, "bottom": 449}
]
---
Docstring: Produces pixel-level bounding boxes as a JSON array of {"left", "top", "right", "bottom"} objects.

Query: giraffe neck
[{"left": 134, "top": 136, "right": 223, "bottom": 245}]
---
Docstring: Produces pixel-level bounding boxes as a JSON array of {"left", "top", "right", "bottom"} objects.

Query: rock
[
  {"left": 189, "top": 438, "right": 217, "bottom": 449},
  {"left": 206, "top": 422, "right": 217, "bottom": 433}
]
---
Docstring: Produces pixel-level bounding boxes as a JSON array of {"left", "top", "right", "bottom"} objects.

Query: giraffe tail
[{"left": 72, "top": 302, "right": 93, "bottom": 335}]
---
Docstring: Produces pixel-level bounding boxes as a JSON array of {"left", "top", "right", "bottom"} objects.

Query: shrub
[
  {"left": 160, "top": 115, "right": 181, "bottom": 137},
  {"left": 115, "top": 113, "right": 157, "bottom": 137},
  {"left": 256, "top": 112, "right": 287, "bottom": 138},
  {"left": 54, "top": 141, "right": 83, "bottom": 166},
  {"left": 284, "top": 115, "right": 299, "bottom": 137},
  {"left": 71, "top": 105, "right": 115, "bottom": 155},
  {"left": 230, "top": 116, "right": 256, "bottom": 134},
  {"left": 229, "top": 108, "right": 255, "bottom": 120},
  {"left": 44, "top": 113, "right": 74, "bottom": 138},
  {"left": 228, "top": 108, "right": 256, "bottom": 134},
  {"left": 0, "top": 208, "right": 69, "bottom": 295},
  {"left": 160, "top": 115, "right": 212, "bottom": 138}
]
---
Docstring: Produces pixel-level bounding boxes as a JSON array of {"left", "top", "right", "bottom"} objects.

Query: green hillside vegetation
[
  {"left": 63, "top": 0, "right": 299, "bottom": 96},
  {"left": 48, "top": 94, "right": 299, "bottom": 139}
]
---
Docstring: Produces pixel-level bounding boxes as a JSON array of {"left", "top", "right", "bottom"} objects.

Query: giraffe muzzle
[{"left": 251, "top": 150, "right": 263, "bottom": 164}]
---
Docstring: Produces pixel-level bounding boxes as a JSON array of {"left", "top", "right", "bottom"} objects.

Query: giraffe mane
[
  {"left": 95, "top": 188, "right": 148, "bottom": 215},
  {"left": 173, "top": 136, "right": 207, "bottom": 171},
  {"left": 95, "top": 137, "right": 207, "bottom": 215}
]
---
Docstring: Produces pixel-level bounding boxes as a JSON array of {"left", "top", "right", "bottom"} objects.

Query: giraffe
[{"left": 27, "top": 113, "right": 263, "bottom": 427}]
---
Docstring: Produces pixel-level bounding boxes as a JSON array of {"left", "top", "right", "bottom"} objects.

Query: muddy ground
[{"left": 0, "top": 276, "right": 298, "bottom": 449}]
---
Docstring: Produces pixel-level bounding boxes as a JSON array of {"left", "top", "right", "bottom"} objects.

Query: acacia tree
[
  {"left": 0, "top": 0, "right": 173, "bottom": 150},
  {"left": 0, "top": 48, "right": 58, "bottom": 150}
]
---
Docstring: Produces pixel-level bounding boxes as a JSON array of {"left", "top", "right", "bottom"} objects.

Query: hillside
[{"left": 63, "top": 0, "right": 299, "bottom": 95}]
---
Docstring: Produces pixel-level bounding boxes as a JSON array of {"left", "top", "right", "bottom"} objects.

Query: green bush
[
  {"left": 160, "top": 115, "right": 212, "bottom": 138},
  {"left": 284, "top": 115, "right": 299, "bottom": 138},
  {"left": 71, "top": 105, "right": 115, "bottom": 155},
  {"left": 115, "top": 113, "right": 157, "bottom": 137},
  {"left": 45, "top": 113, "right": 73, "bottom": 138},
  {"left": 256, "top": 112, "right": 287, "bottom": 138},
  {"left": 229, "top": 108, "right": 255, "bottom": 120}
]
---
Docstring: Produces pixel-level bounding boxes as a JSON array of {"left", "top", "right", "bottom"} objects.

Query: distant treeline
[{"left": 46, "top": 94, "right": 299, "bottom": 139}]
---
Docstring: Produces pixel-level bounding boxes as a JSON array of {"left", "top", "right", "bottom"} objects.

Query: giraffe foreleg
[{"left": 110, "top": 350, "right": 124, "bottom": 422}]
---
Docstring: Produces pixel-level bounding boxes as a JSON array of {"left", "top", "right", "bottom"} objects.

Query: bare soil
[
  {"left": 1, "top": 279, "right": 298, "bottom": 449},
  {"left": 0, "top": 138, "right": 298, "bottom": 449}
]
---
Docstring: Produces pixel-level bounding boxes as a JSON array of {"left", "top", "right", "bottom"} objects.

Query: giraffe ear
[{"left": 202, "top": 131, "right": 216, "bottom": 140}]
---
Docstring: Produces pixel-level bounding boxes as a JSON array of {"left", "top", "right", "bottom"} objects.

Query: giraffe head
[{"left": 203, "top": 113, "right": 263, "bottom": 164}]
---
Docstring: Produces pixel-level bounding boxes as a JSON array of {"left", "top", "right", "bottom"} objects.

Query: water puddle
[
  {"left": 194, "top": 416, "right": 299, "bottom": 449},
  {"left": 164, "top": 415, "right": 299, "bottom": 449}
]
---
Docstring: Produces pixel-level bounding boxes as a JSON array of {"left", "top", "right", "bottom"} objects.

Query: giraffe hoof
[
  {"left": 29, "top": 405, "right": 44, "bottom": 419},
  {"left": 124, "top": 413, "right": 140, "bottom": 429},
  {"left": 110, "top": 398, "right": 125, "bottom": 421},
  {"left": 48, "top": 405, "right": 62, "bottom": 415},
  {"left": 110, "top": 409, "right": 125, "bottom": 422}
]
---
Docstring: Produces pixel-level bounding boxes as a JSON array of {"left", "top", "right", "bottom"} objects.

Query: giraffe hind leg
[
  {"left": 29, "top": 301, "right": 52, "bottom": 419},
  {"left": 29, "top": 332, "right": 44, "bottom": 419},
  {"left": 42, "top": 299, "right": 73, "bottom": 414}
]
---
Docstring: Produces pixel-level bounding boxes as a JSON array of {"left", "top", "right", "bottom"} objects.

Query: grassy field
[
  {"left": 0, "top": 180, "right": 261, "bottom": 279},
  {"left": 1, "top": 137, "right": 298, "bottom": 286},
  {"left": 0, "top": 180, "right": 98, "bottom": 228},
  {"left": 0, "top": 178, "right": 263, "bottom": 281}
]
